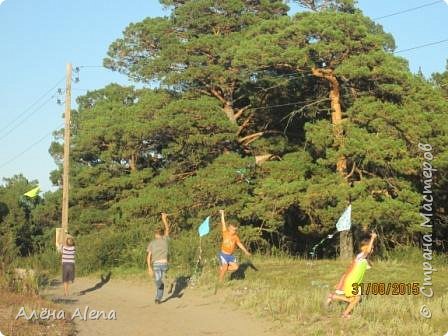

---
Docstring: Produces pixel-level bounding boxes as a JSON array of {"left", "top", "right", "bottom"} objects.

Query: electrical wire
[
  {"left": 0, "top": 95, "right": 57, "bottom": 143},
  {"left": 373, "top": 0, "right": 443, "bottom": 20},
  {"left": 0, "top": 123, "right": 63, "bottom": 169},
  {"left": 5, "top": 2, "right": 447, "bottom": 173},
  {"left": 0, "top": 76, "right": 64, "bottom": 136},
  {"left": 394, "top": 38, "right": 448, "bottom": 54}
]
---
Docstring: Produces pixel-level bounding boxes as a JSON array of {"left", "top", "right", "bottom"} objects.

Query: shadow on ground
[
  {"left": 78, "top": 271, "right": 112, "bottom": 296},
  {"left": 162, "top": 275, "right": 190, "bottom": 302},
  {"left": 230, "top": 261, "right": 258, "bottom": 280},
  {"left": 51, "top": 297, "right": 79, "bottom": 304},
  {"left": 49, "top": 279, "right": 62, "bottom": 287}
]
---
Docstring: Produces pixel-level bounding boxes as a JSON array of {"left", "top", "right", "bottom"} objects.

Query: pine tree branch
[
  {"left": 344, "top": 162, "right": 357, "bottom": 180},
  {"left": 210, "top": 87, "right": 227, "bottom": 105},
  {"left": 234, "top": 105, "right": 251, "bottom": 121},
  {"left": 255, "top": 154, "right": 281, "bottom": 165},
  {"left": 355, "top": 167, "right": 363, "bottom": 181},
  {"left": 196, "top": 88, "right": 211, "bottom": 97},
  {"left": 238, "top": 130, "right": 282, "bottom": 145},
  {"left": 282, "top": 97, "right": 330, "bottom": 132},
  {"left": 236, "top": 113, "right": 254, "bottom": 136},
  {"left": 238, "top": 132, "right": 264, "bottom": 145}
]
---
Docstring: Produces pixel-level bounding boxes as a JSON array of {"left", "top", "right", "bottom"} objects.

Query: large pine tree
[{"left": 47, "top": 0, "right": 448, "bottom": 256}]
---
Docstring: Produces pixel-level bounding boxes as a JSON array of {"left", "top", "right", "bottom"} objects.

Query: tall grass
[
  {"left": 196, "top": 248, "right": 448, "bottom": 336},
  {"left": 0, "top": 288, "right": 75, "bottom": 336},
  {"left": 17, "top": 231, "right": 448, "bottom": 335}
]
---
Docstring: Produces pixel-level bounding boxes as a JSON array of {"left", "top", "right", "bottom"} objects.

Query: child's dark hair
[{"left": 66, "top": 237, "right": 75, "bottom": 246}]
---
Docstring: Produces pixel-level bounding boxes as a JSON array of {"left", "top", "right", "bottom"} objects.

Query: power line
[
  {"left": 373, "top": 0, "right": 443, "bottom": 20},
  {"left": 77, "top": 37, "right": 446, "bottom": 83},
  {"left": 78, "top": 65, "right": 106, "bottom": 68},
  {"left": 394, "top": 38, "right": 448, "bottom": 54},
  {"left": 0, "top": 124, "right": 63, "bottom": 170},
  {"left": 0, "top": 76, "right": 64, "bottom": 136},
  {"left": 75, "top": 37, "right": 447, "bottom": 95},
  {"left": 246, "top": 98, "right": 328, "bottom": 111},
  {"left": 78, "top": 58, "right": 441, "bottom": 89},
  {"left": 0, "top": 95, "right": 57, "bottom": 143},
  {"left": 9, "top": 66, "right": 437, "bottom": 172},
  {"left": 74, "top": 2, "right": 447, "bottom": 80},
  {"left": 71, "top": 88, "right": 90, "bottom": 92},
  {"left": 77, "top": 65, "right": 110, "bottom": 71}
]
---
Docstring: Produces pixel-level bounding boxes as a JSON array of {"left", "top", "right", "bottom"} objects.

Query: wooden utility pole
[{"left": 61, "top": 63, "right": 72, "bottom": 237}]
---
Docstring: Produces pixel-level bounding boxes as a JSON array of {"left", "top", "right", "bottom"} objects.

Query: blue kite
[{"left": 198, "top": 216, "right": 211, "bottom": 237}]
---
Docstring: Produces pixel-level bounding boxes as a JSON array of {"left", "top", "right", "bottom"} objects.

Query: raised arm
[
  {"left": 161, "top": 212, "right": 170, "bottom": 237},
  {"left": 219, "top": 209, "right": 227, "bottom": 231},
  {"left": 366, "top": 232, "right": 377, "bottom": 254}
]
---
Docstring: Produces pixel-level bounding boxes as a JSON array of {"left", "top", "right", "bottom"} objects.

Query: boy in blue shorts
[{"left": 218, "top": 210, "right": 251, "bottom": 282}]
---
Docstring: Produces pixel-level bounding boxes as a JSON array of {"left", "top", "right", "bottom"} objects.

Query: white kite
[{"left": 336, "top": 204, "right": 352, "bottom": 232}]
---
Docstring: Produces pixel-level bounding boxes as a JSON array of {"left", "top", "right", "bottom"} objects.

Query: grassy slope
[
  {"left": 0, "top": 288, "right": 75, "bottom": 336},
  {"left": 22, "top": 246, "right": 448, "bottom": 336},
  {"left": 192, "top": 252, "right": 448, "bottom": 336}
]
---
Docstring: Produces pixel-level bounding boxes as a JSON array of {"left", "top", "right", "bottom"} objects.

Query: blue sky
[{"left": 0, "top": 0, "right": 447, "bottom": 192}]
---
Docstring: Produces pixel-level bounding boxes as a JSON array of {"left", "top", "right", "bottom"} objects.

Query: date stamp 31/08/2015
[{"left": 352, "top": 282, "right": 420, "bottom": 296}]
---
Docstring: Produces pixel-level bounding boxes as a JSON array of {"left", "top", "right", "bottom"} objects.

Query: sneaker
[{"left": 154, "top": 299, "right": 161, "bottom": 304}]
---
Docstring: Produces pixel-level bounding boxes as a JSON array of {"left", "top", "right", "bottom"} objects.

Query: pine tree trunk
[
  {"left": 129, "top": 153, "right": 137, "bottom": 172},
  {"left": 312, "top": 67, "right": 352, "bottom": 259},
  {"left": 223, "top": 102, "right": 237, "bottom": 124},
  {"left": 340, "top": 230, "right": 353, "bottom": 260},
  {"left": 328, "top": 75, "right": 347, "bottom": 174}
]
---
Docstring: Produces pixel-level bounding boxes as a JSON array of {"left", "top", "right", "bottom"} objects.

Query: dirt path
[{"left": 41, "top": 276, "right": 280, "bottom": 336}]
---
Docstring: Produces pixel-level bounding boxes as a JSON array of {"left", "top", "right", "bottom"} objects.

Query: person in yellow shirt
[
  {"left": 218, "top": 209, "right": 251, "bottom": 282},
  {"left": 326, "top": 232, "right": 377, "bottom": 318}
]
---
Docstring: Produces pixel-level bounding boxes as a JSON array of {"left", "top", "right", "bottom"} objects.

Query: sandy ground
[{"left": 41, "top": 275, "right": 280, "bottom": 336}]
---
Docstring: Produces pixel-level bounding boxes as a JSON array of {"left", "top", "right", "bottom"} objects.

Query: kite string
[
  {"left": 189, "top": 236, "right": 204, "bottom": 287},
  {"left": 309, "top": 229, "right": 339, "bottom": 257}
]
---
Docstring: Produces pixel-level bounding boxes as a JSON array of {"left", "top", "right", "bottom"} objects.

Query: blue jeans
[{"left": 153, "top": 262, "right": 168, "bottom": 301}]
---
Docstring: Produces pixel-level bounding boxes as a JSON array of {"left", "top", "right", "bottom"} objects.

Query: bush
[
  {"left": 25, "top": 219, "right": 270, "bottom": 279},
  {"left": 75, "top": 225, "right": 155, "bottom": 274}
]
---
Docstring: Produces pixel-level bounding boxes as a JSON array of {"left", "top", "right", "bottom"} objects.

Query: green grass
[
  {"left": 28, "top": 245, "right": 448, "bottom": 335},
  {"left": 196, "top": 251, "right": 448, "bottom": 336}
]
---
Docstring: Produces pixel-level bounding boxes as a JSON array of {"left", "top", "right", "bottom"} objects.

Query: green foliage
[
  {"left": 432, "top": 60, "right": 448, "bottom": 98},
  {"left": 56, "top": 2, "right": 448, "bottom": 254},
  {"left": 75, "top": 227, "right": 152, "bottom": 274},
  {"left": 293, "top": 0, "right": 358, "bottom": 13},
  {"left": 196, "top": 253, "right": 448, "bottom": 336},
  {"left": 0, "top": 175, "right": 50, "bottom": 260},
  {"left": 4, "top": 2, "right": 448, "bottom": 276},
  {"left": 242, "top": 151, "right": 312, "bottom": 232}
]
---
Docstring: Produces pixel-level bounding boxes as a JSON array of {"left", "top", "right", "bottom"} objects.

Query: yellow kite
[{"left": 23, "top": 186, "right": 40, "bottom": 198}]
